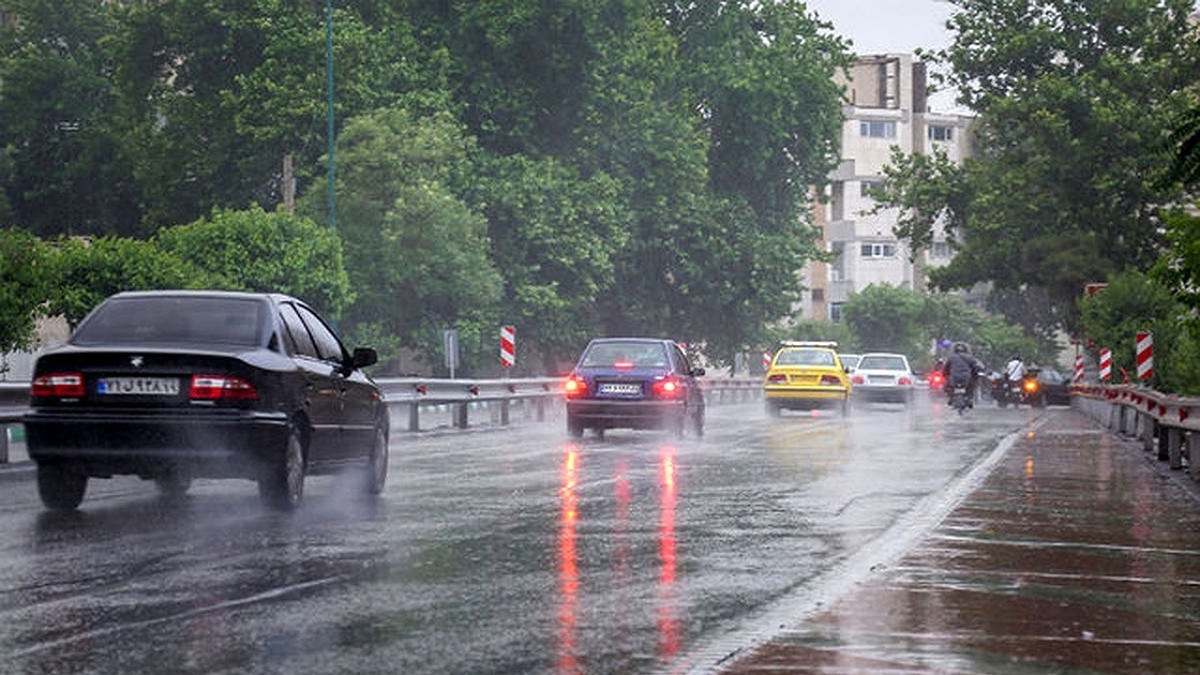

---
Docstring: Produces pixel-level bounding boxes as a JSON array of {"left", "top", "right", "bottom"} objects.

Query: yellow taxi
[{"left": 763, "top": 341, "right": 852, "bottom": 416}]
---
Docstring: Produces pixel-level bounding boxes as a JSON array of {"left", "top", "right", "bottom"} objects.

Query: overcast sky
[{"left": 803, "top": 0, "right": 956, "bottom": 55}]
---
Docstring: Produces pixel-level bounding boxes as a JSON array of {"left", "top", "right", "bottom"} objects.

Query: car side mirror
[
  {"left": 350, "top": 347, "right": 378, "bottom": 370},
  {"left": 692, "top": 367, "right": 706, "bottom": 377}
]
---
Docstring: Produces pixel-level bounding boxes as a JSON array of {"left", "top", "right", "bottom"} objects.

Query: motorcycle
[
  {"left": 992, "top": 368, "right": 1046, "bottom": 408},
  {"left": 948, "top": 377, "right": 972, "bottom": 414}
]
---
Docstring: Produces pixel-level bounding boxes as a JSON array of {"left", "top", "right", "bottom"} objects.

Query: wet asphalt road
[{"left": 0, "top": 396, "right": 1044, "bottom": 674}]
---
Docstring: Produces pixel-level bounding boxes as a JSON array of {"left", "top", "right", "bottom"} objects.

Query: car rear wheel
[
  {"left": 567, "top": 415, "right": 584, "bottom": 439},
  {"left": 365, "top": 425, "right": 388, "bottom": 495},
  {"left": 37, "top": 463, "right": 87, "bottom": 511},
  {"left": 259, "top": 425, "right": 306, "bottom": 511}
]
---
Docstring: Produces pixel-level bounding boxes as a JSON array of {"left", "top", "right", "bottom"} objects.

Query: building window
[
  {"left": 811, "top": 288, "right": 825, "bottom": 302},
  {"left": 861, "top": 242, "right": 897, "bottom": 258},
  {"left": 859, "top": 120, "right": 896, "bottom": 139},
  {"left": 860, "top": 180, "right": 883, "bottom": 198},
  {"left": 931, "top": 241, "right": 955, "bottom": 258},
  {"left": 928, "top": 125, "right": 954, "bottom": 142},
  {"left": 829, "top": 302, "right": 845, "bottom": 322}
]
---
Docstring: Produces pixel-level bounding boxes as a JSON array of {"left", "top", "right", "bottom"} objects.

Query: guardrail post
[
  {"left": 1166, "top": 427, "right": 1184, "bottom": 469},
  {"left": 500, "top": 399, "right": 510, "bottom": 426},
  {"left": 454, "top": 402, "right": 469, "bottom": 429},
  {"left": 1139, "top": 412, "right": 1154, "bottom": 450},
  {"left": 1188, "top": 432, "right": 1200, "bottom": 482},
  {"left": 0, "top": 424, "right": 8, "bottom": 464},
  {"left": 408, "top": 402, "right": 420, "bottom": 432},
  {"left": 1156, "top": 421, "right": 1169, "bottom": 461}
]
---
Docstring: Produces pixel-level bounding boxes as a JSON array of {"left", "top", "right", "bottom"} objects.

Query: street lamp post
[{"left": 325, "top": 0, "right": 336, "bottom": 230}]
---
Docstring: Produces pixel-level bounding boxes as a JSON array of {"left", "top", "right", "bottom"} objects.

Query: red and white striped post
[
  {"left": 1136, "top": 331, "right": 1153, "bottom": 381},
  {"left": 1073, "top": 352, "right": 1085, "bottom": 384},
  {"left": 762, "top": 351, "right": 772, "bottom": 371},
  {"left": 1099, "top": 349, "right": 1112, "bottom": 381},
  {"left": 500, "top": 325, "right": 516, "bottom": 369}
]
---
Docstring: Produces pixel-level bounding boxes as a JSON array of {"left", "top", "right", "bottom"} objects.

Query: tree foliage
[
  {"left": 300, "top": 106, "right": 502, "bottom": 374},
  {"left": 891, "top": 0, "right": 1200, "bottom": 338},
  {"left": 156, "top": 206, "right": 352, "bottom": 317},
  {"left": 0, "top": 227, "right": 51, "bottom": 352},
  {"left": 1079, "top": 269, "right": 1200, "bottom": 394},
  {"left": 1, "top": 0, "right": 853, "bottom": 370},
  {"left": 42, "top": 236, "right": 205, "bottom": 327}
]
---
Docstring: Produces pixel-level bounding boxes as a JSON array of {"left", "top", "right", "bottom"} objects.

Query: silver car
[{"left": 850, "top": 352, "right": 915, "bottom": 404}]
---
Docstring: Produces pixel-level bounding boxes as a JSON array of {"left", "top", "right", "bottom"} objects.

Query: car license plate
[
  {"left": 96, "top": 377, "right": 181, "bottom": 396},
  {"left": 599, "top": 383, "right": 641, "bottom": 395},
  {"left": 868, "top": 376, "right": 895, "bottom": 385}
]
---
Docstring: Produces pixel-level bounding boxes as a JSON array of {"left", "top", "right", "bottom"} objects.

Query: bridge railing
[
  {"left": 1072, "top": 384, "right": 1200, "bottom": 483},
  {"left": 0, "top": 376, "right": 763, "bottom": 463}
]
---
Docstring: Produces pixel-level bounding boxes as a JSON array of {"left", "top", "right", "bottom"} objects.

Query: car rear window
[
  {"left": 581, "top": 341, "right": 670, "bottom": 368},
  {"left": 859, "top": 355, "right": 908, "bottom": 371},
  {"left": 72, "top": 296, "right": 266, "bottom": 347},
  {"left": 776, "top": 349, "right": 835, "bottom": 366}
]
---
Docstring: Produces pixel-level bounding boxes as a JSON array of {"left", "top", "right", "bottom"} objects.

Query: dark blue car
[{"left": 564, "top": 338, "right": 705, "bottom": 438}]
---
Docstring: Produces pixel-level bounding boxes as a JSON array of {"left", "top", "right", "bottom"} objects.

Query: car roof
[{"left": 107, "top": 289, "right": 296, "bottom": 304}]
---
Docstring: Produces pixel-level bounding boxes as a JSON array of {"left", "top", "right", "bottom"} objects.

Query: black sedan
[
  {"left": 564, "top": 338, "right": 705, "bottom": 438},
  {"left": 24, "top": 290, "right": 389, "bottom": 511}
]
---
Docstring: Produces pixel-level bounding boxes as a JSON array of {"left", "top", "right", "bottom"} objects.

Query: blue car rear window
[
  {"left": 581, "top": 342, "right": 670, "bottom": 368},
  {"left": 73, "top": 297, "right": 266, "bottom": 347}
]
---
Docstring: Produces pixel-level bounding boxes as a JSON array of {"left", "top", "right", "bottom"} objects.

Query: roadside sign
[
  {"left": 444, "top": 329, "right": 459, "bottom": 378},
  {"left": 500, "top": 326, "right": 515, "bottom": 368}
]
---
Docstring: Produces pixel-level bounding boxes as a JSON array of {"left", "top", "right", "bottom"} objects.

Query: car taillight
[
  {"left": 32, "top": 372, "right": 85, "bottom": 398},
  {"left": 189, "top": 375, "right": 258, "bottom": 400},
  {"left": 899, "top": 376, "right": 913, "bottom": 385},
  {"left": 652, "top": 377, "right": 682, "bottom": 399},
  {"left": 564, "top": 376, "right": 588, "bottom": 399},
  {"left": 613, "top": 360, "right": 634, "bottom": 370},
  {"left": 766, "top": 374, "right": 788, "bottom": 385},
  {"left": 852, "top": 375, "right": 865, "bottom": 385},
  {"left": 820, "top": 374, "right": 842, "bottom": 386}
]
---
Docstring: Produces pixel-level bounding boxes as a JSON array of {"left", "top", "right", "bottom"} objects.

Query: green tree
[
  {"left": 1079, "top": 269, "right": 1200, "bottom": 394},
  {"left": 302, "top": 106, "right": 501, "bottom": 374},
  {"left": 155, "top": 206, "right": 351, "bottom": 317},
  {"left": 42, "top": 235, "right": 205, "bottom": 326},
  {"left": 918, "top": 0, "right": 1200, "bottom": 336},
  {"left": 0, "top": 0, "right": 140, "bottom": 237},
  {"left": 0, "top": 227, "right": 51, "bottom": 352},
  {"left": 842, "top": 284, "right": 927, "bottom": 358}
]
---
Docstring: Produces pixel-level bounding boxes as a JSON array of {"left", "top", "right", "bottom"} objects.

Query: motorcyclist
[
  {"left": 1002, "top": 354, "right": 1027, "bottom": 404},
  {"left": 942, "top": 342, "right": 983, "bottom": 406}
]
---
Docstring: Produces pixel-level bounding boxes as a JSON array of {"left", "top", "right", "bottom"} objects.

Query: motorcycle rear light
[
  {"left": 564, "top": 376, "right": 588, "bottom": 398},
  {"left": 652, "top": 377, "right": 681, "bottom": 399},
  {"left": 189, "top": 375, "right": 258, "bottom": 400},
  {"left": 1023, "top": 379, "right": 1039, "bottom": 393},
  {"left": 32, "top": 372, "right": 85, "bottom": 398}
]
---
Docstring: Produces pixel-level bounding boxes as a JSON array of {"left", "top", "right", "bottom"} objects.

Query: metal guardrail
[
  {"left": 1072, "top": 384, "right": 1200, "bottom": 483},
  {"left": 0, "top": 376, "right": 764, "bottom": 464}
]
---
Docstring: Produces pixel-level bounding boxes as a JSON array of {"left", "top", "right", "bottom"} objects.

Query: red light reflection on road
[
  {"left": 557, "top": 444, "right": 581, "bottom": 675},
  {"left": 658, "top": 445, "right": 680, "bottom": 660}
]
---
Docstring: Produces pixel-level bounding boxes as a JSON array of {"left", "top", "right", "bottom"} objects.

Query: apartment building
[{"left": 802, "top": 54, "right": 974, "bottom": 321}]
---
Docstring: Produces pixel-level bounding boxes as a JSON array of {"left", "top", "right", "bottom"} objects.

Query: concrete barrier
[{"left": 1072, "top": 383, "right": 1199, "bottom": 482}]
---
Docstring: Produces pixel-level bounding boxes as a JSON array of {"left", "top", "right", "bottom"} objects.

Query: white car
[{"left": 850, "top": 352, "right": 915, "bottom": 404}]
